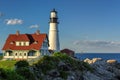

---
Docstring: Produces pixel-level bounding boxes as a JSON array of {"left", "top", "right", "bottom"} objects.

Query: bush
[
  {"left": 15, "top": 60, "right": 29, "bottom": 68},
  {"left": 59, "top": 71, "right": 68, "bottom": 79},
  {"left": 6, "top": 70, "right": 25, "bottom": 80},
  {"left": 36, "top": 55, "right": 59, "bottom": 74},
  {"left": 0, "top": 68, "right": 7, "bottom": 79},
  {"left": 15, "top": 60, "right": 35, "bottom": 80},
  {"left": 16, "top": 67, "right": 34, "bottom": 80},
  {"left": 0, "top": 68, "right": 25, "bottom": 80}
]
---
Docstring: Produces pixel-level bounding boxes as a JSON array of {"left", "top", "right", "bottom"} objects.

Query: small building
[
  {"left": 2, "top": 30, "right": 50, "bottom": 60},
  {"left": 60, "top": 48, "right": 75, "bottom": 57}
]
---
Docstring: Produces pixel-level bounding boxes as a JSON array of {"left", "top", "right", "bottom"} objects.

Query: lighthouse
[{"left": 49, "top": 9, "right": 60, "bottom": 52}]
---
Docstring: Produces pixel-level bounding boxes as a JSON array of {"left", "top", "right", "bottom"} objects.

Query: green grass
[
  {"left": 0, "top": 55, "right": 3, "bottom": 60},
  {"left": 0, "top": 60, "right": 17, "bottom": 69}
]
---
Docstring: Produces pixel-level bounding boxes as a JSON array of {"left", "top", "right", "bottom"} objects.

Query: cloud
[
  {"left": 29, "top": 24, "right": 39, "bottom": 29},
  {"left": 73, "top": 40, "right": 120, "bottom": 47},
  {"left": 72, "top": 40, "right": 120, "bottom": 52},
  {"left": 5, "top": 19, "right": 23, "bottom": 25}
]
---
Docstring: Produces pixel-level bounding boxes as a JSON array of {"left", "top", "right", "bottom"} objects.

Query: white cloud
[
  {"left": 29, "top": 24, "right": 39, "bottom": 29},
  {"left": 5, "top": 19, "right": 23, "bottom": 25},
  {"left": 73, "top": 40, "right": 120, "bottom": 47},
  {"left": 72, "top": 40, "right": 120, "bottom": 53}
]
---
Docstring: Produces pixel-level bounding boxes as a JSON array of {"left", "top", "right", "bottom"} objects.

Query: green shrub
[
  {"left": 0, "top": 68, "right": 25, "bottom": 80},
  {"left": 6, "top": 70, "right": 25, "bottom": 80},
  {"left": 16, "top": 67, "right": 35, "bottom": 80},
  {"left": 15, "top": 60, "right": 35, "bottom": 80},
  {"left": 15, "top": 60, "right": 29, "bottom": 68},
  {"left": 36, "top": 55, "right": 58, "bottom": 74},
  {"left": 59, "top": 71, "right": 68, "bottom": 79},
  {"left": 0, "top": 68, "right": 7, "bottom": 79}
]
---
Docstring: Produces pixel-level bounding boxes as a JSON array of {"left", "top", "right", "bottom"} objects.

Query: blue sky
[{"left": 0, "top": 0, "right": 120, "bottom": 53}]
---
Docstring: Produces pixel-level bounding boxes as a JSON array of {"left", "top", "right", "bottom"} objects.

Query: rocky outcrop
[
  {"left": 30, "top": 53, "right": 120, "bottom": 80},
  {"left": 83, "top": 58, "right": 120, "bottom": 80}
]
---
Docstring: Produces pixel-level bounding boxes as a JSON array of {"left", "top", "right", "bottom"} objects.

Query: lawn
[
  {"left": 0, "top": 60, "right": 17, "bottom": 69},
  {"left": 0, "top": 55, "right": 3, "bottom": 60},
  {"left": 0, "top": 55, "right": 17, "bottom": 69}
]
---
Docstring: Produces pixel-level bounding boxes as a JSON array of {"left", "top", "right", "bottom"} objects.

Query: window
[
  {"left": 26, "top": 42, "right": 29, "bottom": 46},
  {"left": 40, "top": 49, "right": 44, "bottom": 56},
  {"left": 19, "top": 43, "right": 21, "bottom": 46},
  {"left": 9, "top": 53, "right": 13, "bottom": 56},
  {"left": 28, "top": 51, "right": 36, "bottom": 56},
  {"left": 15, "top": 53, "right": 17, "bottom": 56},
  {"left": 24, "top": 53, "right": 26, "bottom": 56},
  {"left": 24, "top": 42, "right": 26, "bottom": 46},
  {"left": 4, "top": 53, "right": 7, "bottom": 56},
  {"left": 19, "top": 53, "right": 22, "bottom": 56},
  {"left": 16, "top": 42, "right": 19, "bottom": 46},
  {"left": 42, "top": 42, "right": 48, "bottom": 48},
  {"left": 16, "top": 41, "right": 29, "bottom": 46}
]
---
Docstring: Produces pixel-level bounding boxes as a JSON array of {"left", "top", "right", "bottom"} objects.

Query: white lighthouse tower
[{"left": 49, "top": 9, "right": 60, "bottom": 52}]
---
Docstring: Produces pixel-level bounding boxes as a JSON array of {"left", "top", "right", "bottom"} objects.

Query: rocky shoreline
[
  {"left": 1, "top": 53, "right": 120, "bottom": 80},
  {"left": 83, "top": 58, "right": 120, "bottom": 80},
  {"left": 30, "top": 53, "right": 120, "bottom": 80}
]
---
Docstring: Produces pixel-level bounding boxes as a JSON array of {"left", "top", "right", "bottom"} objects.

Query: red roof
[
  {"left": 60, "top": 49, "right": 75, "bottom": 54},
  {"left": 2, "top": 33, "right": 48, "bottom": 50}
]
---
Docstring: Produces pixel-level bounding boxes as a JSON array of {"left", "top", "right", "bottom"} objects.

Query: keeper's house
[{"left": 2, "top": 30, "right": 50, "bottom": 60}]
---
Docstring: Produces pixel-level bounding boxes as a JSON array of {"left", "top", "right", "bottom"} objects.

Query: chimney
[
  {"left": 16, "top": 30, "right": 20, "bottom": 35},
  {"left": 36, "top": 30, "right": 40, "bottom": 35}
]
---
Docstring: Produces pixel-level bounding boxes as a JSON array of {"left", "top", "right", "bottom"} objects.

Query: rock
[
  {"left": 92, "top": 58, "right": 102, "bottom": 63},
  {"left": 84, "top": 58, "right": 120, "bottom": 80},
  {"left": 53, "top": 77, "right": 64, "bottom": 80},
  {"left": 115, "top": 63, "right": 120, "bottom": 69},
  {"left": 48, "top": 69, "right": 60, "bottom": 77},
  {"left": 83, "top": 71, "right": 101, "bottom": 80},
  {"left": 84, "top": 58, "right": 102, "bottom": 64},
  {"left": 31, "top": 56, "right": 120, "bottom": 80},
  {"left": 58, "top": 61, "right": 71, "bottom": 71},
  {"left": 107, "top": 59, "right": 117, "bottom": 64},
  {"left": 67, "top": 76, "right": 75, "bottom": 80},
  {"left": 58, "top": 61, "right": 66, "bottom": 66},
  {"left": 84, "top": 58, "right": 92, "bottom": 64}
]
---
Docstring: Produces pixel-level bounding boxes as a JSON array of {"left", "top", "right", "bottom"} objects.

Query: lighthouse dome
[{"left": 50, "top": 9, "right": 57, "bottom": 18}]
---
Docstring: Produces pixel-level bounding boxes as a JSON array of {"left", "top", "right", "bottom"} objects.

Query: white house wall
[
  {"left": 3, "top": 50, "right": 42, "bottom": 59},
  {"left": 40, "top": 38, "right": 50, "bottom": 56}
]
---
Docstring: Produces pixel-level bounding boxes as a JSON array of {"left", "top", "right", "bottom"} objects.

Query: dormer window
[
  {"left": 25, "top": 42, "right": 29, "bottom": 46},
  {"left": 10, "top": 41, "right": 14, "bottom": 44},
  {"left": 34, "top": 41, "right": 38, "bottom": 44},
  {"left": 19, "top": 42, "right": 21, "bottom": 46},
  {"left": 16, "top": 41, "right": 29, "bottom": 46}
]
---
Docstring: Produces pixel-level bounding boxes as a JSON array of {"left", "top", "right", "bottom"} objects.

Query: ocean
[{"left": 75, "top": 53, "right": 120, "bottom": 62}]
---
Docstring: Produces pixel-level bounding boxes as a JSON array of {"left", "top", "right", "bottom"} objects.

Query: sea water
[{"left": 75, "top": 53, "right": 120, "bottom": 62}]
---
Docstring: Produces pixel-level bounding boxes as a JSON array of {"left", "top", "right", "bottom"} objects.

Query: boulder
[
  {"left": 58, "top": 61, "right": 71, "bottom": 71},
  {"left": 107, "top": 59, "right": 117, "bottom": 64},
  {"left": 84, "top": 58, "right": 102, "bottom": 64},
  {"left": 48, "top": 69, "right": 60, "bottom": 77},
  {"left": 83, "top": 71, "right": 101, "bottom": 80}
]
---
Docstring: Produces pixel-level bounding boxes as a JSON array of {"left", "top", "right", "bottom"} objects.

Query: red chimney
[
  {"left": 16, "top": 30, "right": 20, "bottom": 35},
  {"left": 36, "top": 30, "right": 40, "bottom": 35}
]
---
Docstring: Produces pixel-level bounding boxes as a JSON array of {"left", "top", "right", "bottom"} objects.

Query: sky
[{"left": 0, "top": 0, "right": 120, "bottom": 53}]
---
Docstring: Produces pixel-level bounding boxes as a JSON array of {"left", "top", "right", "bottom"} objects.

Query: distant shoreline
[{"left": 75, "top": 53, "right": 120, "bottom": 54}]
